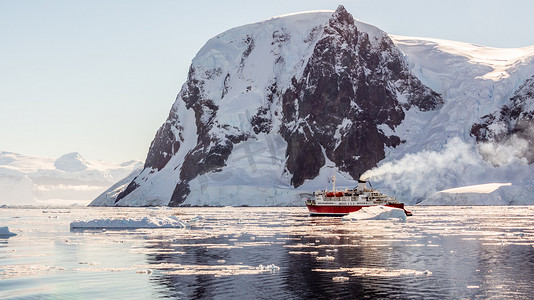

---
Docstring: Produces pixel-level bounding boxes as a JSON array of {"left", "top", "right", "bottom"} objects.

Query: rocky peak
[
  {"left": 279, "top": 6, "right": 442, "bottom": 187},
  {"left": 327, "top": 6, "right": 357, "bottom": 44}
]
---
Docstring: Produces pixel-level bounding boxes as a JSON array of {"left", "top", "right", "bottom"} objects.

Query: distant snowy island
[{"left": 0, "top": 151, "right": 141, "bottom": 206}]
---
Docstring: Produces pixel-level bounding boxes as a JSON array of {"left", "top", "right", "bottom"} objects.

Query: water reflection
[
  {"left": 137, "top": 207, "right": 534, "bottom": 299},
  {"left": 2, "top": 207, "right": 534, "bottom": 299}
]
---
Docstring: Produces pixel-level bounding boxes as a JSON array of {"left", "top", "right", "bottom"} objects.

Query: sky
[{"left": 2, "top": 0, "right": 534, "bottom": 163}]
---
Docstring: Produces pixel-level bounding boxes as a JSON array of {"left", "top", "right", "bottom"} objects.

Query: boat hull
[{"left": 306, "top": 203, "right": 411, "bottom": 216}]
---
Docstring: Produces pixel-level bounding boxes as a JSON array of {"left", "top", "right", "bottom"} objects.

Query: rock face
[
  {"left": 110, "top": 6, "right": 442, "bottom": 207},
  {"left": 278, "top": 7, "right": 440, "bottom": 187}
]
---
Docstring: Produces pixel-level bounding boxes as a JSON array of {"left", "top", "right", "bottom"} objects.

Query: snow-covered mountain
[
  {"left": 0, "top": 151, "right": 142, "bottom": 206},
  {"left": 95, "top": 6, "right": 534, "bottom": 206}
]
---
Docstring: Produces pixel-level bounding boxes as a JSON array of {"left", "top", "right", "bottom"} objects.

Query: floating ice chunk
[
  {"left": 257, "top": 264, "right": 280, "bottom": 273},
  {"left": 188, "top": 215, "right": 205, "bottom": 223},
  {"left": 288, "top": 251, "right": 319, "bottom": 255},
  {"left": 333, "top": 276, "right": 349, "bottom": 282},
  {"left": 314, "top": 267, "right": 432, "bottom": 277},
  {"left": 316, "top": 255, "right": 335, "bottom": 261},
  {"left": 438, "top": 183, "right": 512, "bottom": 194},
  {"left": 0, "top": 226, "right": 16, "bottom": 237},
  {"left": 70, "top": 216, "right": 188, "bottom": 229},
  {"left": 342, "top": 206, "right": 407, "bottom": 221}
]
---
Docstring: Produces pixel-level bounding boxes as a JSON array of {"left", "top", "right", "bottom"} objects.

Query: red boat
[{"left": 305, "top": 177, "right": 412, "bottom": 216}]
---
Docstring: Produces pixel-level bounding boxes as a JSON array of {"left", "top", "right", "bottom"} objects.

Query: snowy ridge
[{"left": 389, "top": 35, "right": 534, "bottom": 154}]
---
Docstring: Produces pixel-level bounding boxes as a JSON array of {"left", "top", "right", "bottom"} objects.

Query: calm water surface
[{"left": 1, "top": 206, "right": 534, "bottom": 299}]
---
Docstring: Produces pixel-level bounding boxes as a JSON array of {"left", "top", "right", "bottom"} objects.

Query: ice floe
[
  {"left": 70, "top": 216, "right": 188, "bottom": 229},
  {"left": 316, "top": 255, "right": 335, "bottom": 261},
  {"left": 258, "top": 264, "right": 281, "bottom": 273},
  {"left": 155, "top": 264, "right": 280, "bottom": 276},
  {"left": 342, "top": 206, "right": 407, "bottom": 221},
  {"left": 1, "top": 264, "right": 63, "bottom": 279},
  {"left": 332, "top": 276, "right": 350, "bottom": 282},
  {"left": 313, "top": 267, "right": 431, "bottom": 277}
]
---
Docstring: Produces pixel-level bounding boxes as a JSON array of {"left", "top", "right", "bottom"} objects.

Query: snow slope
[
  {"left": 0, "top": 151, "right": 142, "bottom": 206},
  {"left": 388, "top": 36, "right": 534, "bottom": 156}
]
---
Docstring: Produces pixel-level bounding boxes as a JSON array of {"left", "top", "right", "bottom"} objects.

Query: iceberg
[
  {"left": 70, "top": 216, "right": 188, "bottom": 229},
  {"left": 342, "top": 206, "right": 407, "bottom": 221},
  {"left": 419, "top": 183, "right": 518, "bottom": 205}
]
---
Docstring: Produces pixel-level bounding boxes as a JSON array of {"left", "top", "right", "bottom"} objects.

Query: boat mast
[{"left": 331, "top": 175, "right": 336, "bottom": 193}]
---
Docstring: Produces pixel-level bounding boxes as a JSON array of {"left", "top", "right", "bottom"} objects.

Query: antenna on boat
[
  {"left": 333, "top": 175, "right": 336, "bottom": 193},
  {"left": 326, "top": 165, "right": 337, "bottom": 193},
  {"left": 328, "top": 175, "right": 336, "bottom": 193}
]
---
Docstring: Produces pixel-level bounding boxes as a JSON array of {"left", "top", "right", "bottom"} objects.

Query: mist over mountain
[{"left": 94, "top": 6, "right": 534, "bottom": 206}]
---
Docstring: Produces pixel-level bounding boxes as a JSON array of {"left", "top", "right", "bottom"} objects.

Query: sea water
[{"left": 1, "top": 206, "right": 534, "bottom": 299}]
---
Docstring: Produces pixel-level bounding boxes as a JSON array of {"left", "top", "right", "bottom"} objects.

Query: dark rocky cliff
[{"left": 279, "top": 6, "right": 441, "bottom": 187}]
